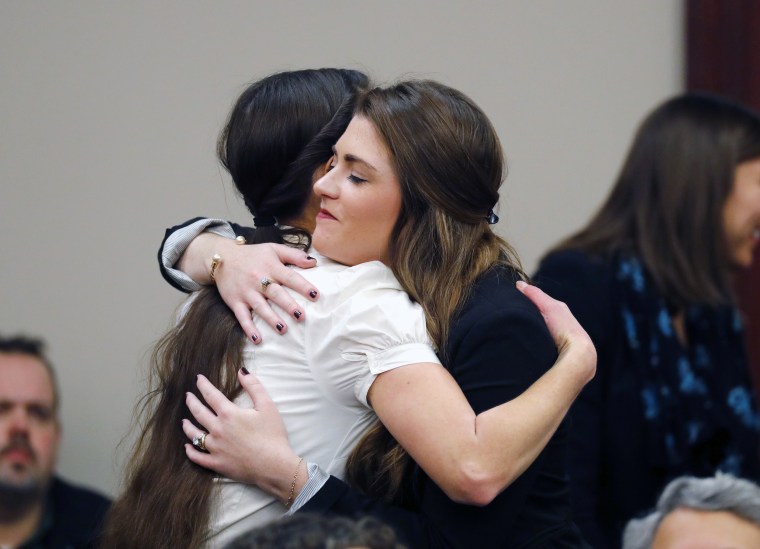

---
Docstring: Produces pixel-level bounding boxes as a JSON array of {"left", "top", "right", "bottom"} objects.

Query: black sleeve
[
  {"left": 302, "top": 298, "right": 559, "bottom": 549},
  {"left": 534, "top": 250, "right": 614, "bottom": 549},
  {"left": 156, "top": 217, "right": 253, "bottom": 293}
]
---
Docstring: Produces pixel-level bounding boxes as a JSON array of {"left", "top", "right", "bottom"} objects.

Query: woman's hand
[
  {"left": 183, "top": 371, "right": 306, "bottom": 502},
  {"left": 212, "top": 240, "right": 319, "bottom": 342},
  {"left": 517, "top": 280, "right": 597, "bottom": 384},
  {"left": 180, "top": 233, "right": 319, "bottom": 342}
]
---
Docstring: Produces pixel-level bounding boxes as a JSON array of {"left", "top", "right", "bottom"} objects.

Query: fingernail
[
  {"left": 241, "top": 367, "right": 250, "bottom": 376},
  {"left": 516, "top": 280, "right": 528, "bottom": 290},
  {"left": 306, "top": 255, "right": 315, "bottom": 261},
  {"left": 251, "top": 334, "right": 258, "bottom": 342},
  {"left": 309, "top": 290, "right": 318, "bottom": 299},
  {"left": 294, "top": 310, "right": 302, "bottom": 319},
  {"left": 276, "top": 323, "right": 284, "bottom": 332}
]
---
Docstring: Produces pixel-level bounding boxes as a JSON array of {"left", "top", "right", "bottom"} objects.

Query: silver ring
[
  {"left": 260, "top": 277, "right": 273, "bottom": 292},
  {"left": 192, "top": 432, "right": 207, "bottom": 452}
]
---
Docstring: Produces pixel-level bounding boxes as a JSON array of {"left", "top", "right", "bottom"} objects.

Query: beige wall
[{"left": 0, "top": 1, "right": 683, "bottom": 495}]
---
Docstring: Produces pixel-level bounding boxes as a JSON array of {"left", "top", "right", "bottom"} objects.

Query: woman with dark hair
[
  {"left": 103, "top": 68, "right": 369, "bottom": 549},
  {"left": 108, "top": 72, "right": 594, "bottom": 549},
  {"left": 182, "top": 80, "right": 592, "bottom": 547},
  {"left": 533, "top": 93, "right": 760, "bottom": 547}
]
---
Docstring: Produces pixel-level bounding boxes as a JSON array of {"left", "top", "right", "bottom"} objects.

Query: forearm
[
  {"left": 176, "top": 232, "right": 238, "bottom": 285},
  {"left": 372, "top": 288, "right": 597, "bottom": 507},
  {"left": 160, "top": 218, "right": 237, "bottom": 291}
]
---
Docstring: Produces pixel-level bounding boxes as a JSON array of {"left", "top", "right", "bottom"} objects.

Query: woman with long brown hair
[
  {"left": 182, "top": 80, "right": 592, "bottom": 547},
  {"left": 535, "top": 93, "right": 760, "bottom": 548}
]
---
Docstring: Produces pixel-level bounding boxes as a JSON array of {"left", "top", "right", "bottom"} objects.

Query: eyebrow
[{"left": 332, "top": 146, "right": 379, "bottom": 173}]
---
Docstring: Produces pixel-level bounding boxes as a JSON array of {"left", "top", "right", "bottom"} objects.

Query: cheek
[{"left": 32, "top": 427, "right": 59, "bottom": 462}]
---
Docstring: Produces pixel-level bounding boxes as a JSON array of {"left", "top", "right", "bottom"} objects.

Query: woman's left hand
[
  {"left": 517, "top": 280, "right": 597, "bottom": 385},
  {"left": 183, "top": 371, "right": 303, "bottom": 501}
]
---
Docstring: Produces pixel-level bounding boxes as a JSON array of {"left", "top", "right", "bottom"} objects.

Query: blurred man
[{"left": 0, "top": 335, "right": 110, "bottom": 548}]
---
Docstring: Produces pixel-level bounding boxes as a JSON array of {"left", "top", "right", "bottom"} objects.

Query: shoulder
[
  {"left": 299, "top": 253, "right": 404, "bottom": 294},
  {"left": 464, "top": 265, "right": 544, "bottom": 322},
  {"left": 451, "top": 266, "right": 555, "bottom": 356},
  {"left": 49, "top": 477, "right": 111, "bottom": 540},
  {"left": 534, "top": 249, "right": 612, "bottom": 284},
  {"left": 533, "top": 249, "right": 616, "bottom": 308},
  {"left": 304, "top": 257, "right": 416, "bottom": 319},
  {"left": 302, "top": 257, "right": 434, "bottom": 358},
  {"left": 50, "top": 476, "right": 111, "bottom": 512}
]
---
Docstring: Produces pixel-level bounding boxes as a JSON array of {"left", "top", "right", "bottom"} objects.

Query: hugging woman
[{"left": 107, "top": 71, "right": 595, "bottom": 549}]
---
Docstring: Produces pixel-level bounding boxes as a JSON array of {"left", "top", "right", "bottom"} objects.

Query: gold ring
[{"left": 192, "top": 432, "right": 207, "bottom": 452}]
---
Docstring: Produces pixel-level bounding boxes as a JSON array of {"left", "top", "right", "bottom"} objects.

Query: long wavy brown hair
[
  {"left": 546, "top": 93, "right": 760, "bottom": 309},
  {"left": 345, "top": 80, "right": 525, "bottom": 503},
  {"left": 101, "top": 68, "right": 367, "bottom": 549}
]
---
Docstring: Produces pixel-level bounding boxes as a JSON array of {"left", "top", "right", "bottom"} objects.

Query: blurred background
[{"left": 2, "top": 1, "right": 755, "bottom": 497}]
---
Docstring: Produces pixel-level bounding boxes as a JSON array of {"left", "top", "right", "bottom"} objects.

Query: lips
[
  {"left": 317, "top": 208, "right": 337, "bottom": 221},
  {"left": 0, "top": 441, "right": 36, "bottom": 465}
]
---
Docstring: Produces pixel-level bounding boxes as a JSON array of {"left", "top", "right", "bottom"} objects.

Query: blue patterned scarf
[{"left": 615, "top": 254, "right": 760, "bottom": 479}]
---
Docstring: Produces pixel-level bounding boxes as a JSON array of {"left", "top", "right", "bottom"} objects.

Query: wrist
[
  {"left": 284, "top": 457, "right": 305, "bottom": 508},
  {"left": 257, "top": 454, "right": 307, "bottom": 504}
]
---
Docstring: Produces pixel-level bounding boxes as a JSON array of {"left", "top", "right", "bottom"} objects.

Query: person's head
[
  {"left": 622, "top": 473, "right": 760, "bottom": 549},
  {"left": 225, "top": 513, "right": 406, "bottom": 549},
  {"left": 104, "top": 68, "right": 369, "bottom": 549},
  {"left": 0, "top": 335, "right": 60, "bottom": 517},
  {"left": 313, "top": 80, "right": 522, "bottom": 348},
  {"left": 554, "top": 92, "right": 760, "bottom": 308},
  {"left": 219, "top": 68, "right": 369, "bottom": 245}
]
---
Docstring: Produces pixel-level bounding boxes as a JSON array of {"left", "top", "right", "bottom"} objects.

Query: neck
[
  {"left": 0, "top": 480, "right": 47, "bottom": 548},
  {"left": 0, "top": 501, "right": 43, "bottom": 548},
  {"left": 280, "top": 214, "right": 315, "bottom": 234}
]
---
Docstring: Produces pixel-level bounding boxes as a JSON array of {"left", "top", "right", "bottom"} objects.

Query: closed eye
[{"left": 348, "top": 174, "right": 368, "bottom": 184}]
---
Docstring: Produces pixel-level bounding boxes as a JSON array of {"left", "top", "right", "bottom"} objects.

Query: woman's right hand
[
  {"left": 180, "top": 233, "right": 319, "bottom": 342},
  {"left": 517, "top": 280, "right": 597, "bottom": 385}
]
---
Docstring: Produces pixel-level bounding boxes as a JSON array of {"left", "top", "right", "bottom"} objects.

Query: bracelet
[
  {"left": 209, "top": 237, "right": 243, "bottom": 282},
  {"left": 285, "top": 457, "right": 304, "bottom": 509},
  {"left": 209, "top": 253, "right": 222, "bottom": 282}
]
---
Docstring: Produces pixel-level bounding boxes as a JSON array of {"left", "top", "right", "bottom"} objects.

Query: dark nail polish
[
  {"left": 276, "top": 323, "right": 284, "bottom": 332},
  {"left": 241, "top": 367, "right": 250, "bottom": 376},
  {"left": 294, "top": 310, "right": 302, "bottom": 319},
  {"left": 251, "top": 334, "right": 258, "bottom": 342},
  {"left": 306, "top": 255, "right": 315, "bottom": 261},
  {"left": 309, "top": 290, "right": 318, "bottom": 299}
]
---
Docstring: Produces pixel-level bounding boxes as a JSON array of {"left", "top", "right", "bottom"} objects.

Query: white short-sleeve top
[{"left": 206, "top": 250, "right": 439, "bottom": 547}]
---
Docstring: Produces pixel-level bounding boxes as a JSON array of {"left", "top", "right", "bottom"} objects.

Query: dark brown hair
[
  {"left": 345, "top": 80, "right": 524, "bottom": 502},
  {"left": 549, "top": 92, "right": 760, "bottom": 309},
  {"left": 102, "top": 68, "right": 367, "bottom": 549}
]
